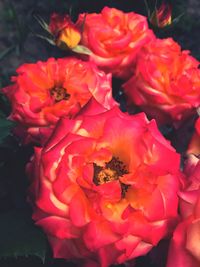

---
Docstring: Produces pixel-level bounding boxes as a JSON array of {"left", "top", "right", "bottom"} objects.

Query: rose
[
  {"left": 166, "top": 158, "right": 200, "bottom": 267},
  {"left": 182, "top": 119, "right": 200, "bottom": 217},
  {"left": 187, "top": 117, "right": 200, "bottom": 157},
  {"left": 123, "top": 38, "right": 200, "bottom": 125},
  {"left": 76, "top": 6, "right": 154, "bottom": 79},
  {"left": 184, "top": 117, "right": 200, "bottom": 179},
  {"left": 166, "top": 125, "right": 200, "bottom": 267},
  {"left": 2, "top": 57, "right": 116, "bottom": 144},
  {"left": 27, "top": 103, "right": 182, "bottom": 267},
  {"left": 49, "top": 13, "right": 81, "bottom": 49},
  {"left": 166, "top": 212, "right": 200, "bottom": 267}
]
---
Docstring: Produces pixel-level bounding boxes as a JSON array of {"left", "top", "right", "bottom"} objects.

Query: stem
[{"left": 144, "top": 0, "right": 151, "bottom": 19}]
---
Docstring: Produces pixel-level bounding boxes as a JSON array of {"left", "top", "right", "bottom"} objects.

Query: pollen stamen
[
  {"left": 50, "top": 87, "right": 70, "bottom": 102},
  {"left": 93, "top": 156, "right": 129, "bottom": 198}
]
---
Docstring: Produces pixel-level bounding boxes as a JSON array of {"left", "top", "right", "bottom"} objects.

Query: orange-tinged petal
[
  {"left": 83, "top": 220, "right": 120, "bottom": 250},
  {"left": 28, "top": 102, "right": 182, "bottom": 265},
  {"left": 186, "top": 219, "right": 200, "bottom": 261},
  {"left": 123, "top": 38, "right": 200, "bottom": 124},
  {"left": 2, "top": 57, "right": 116, "bottom": 144},
  {"left": 76, "top": 7, "right": 154, "bottom": 79}
]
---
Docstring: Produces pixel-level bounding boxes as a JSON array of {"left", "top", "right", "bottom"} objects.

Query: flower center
[
  {"left": 93, "top": 156, "right": 129, "bottom": 198},
  {"left": 50, "top": 86, "right": 70, "bottom": 102}
]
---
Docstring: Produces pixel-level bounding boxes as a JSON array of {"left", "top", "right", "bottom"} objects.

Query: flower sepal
[{"left": 71, "top": 45, "right": 92, "bottom": 56}]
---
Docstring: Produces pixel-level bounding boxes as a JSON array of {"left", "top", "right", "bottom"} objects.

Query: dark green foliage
[{"left": 0, "top": 210, "right": 47, "bottom": 260}]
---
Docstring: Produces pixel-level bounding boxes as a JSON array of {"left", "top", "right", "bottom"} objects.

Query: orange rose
[
  {"left": 28, "top": 103, "right": 182, "bottom": 266},
  {"left": 2, "top": 57, "right": 116, "bottom": 144},
  {"left": 76, "top": 7, "right": 154, "bottom": 79},
  {"left": 123, "top": 38, "right": 200, "bottom": 125}
]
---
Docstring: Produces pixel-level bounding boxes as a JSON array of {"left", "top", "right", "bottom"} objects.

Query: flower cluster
[{"left": 1, "top": 4, "right": 200, "bottom": 267}]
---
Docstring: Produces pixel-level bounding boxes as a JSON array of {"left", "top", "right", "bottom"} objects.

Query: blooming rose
[
  {"left": 49, "top": 13, "right": 81, "bottom": 49},
  {"left": 166, "top": 157, "right": 200, "bottom": 267},
  {"left": 123, "top": 38, "right": 200, "bottom": 125},
  {"left": 28, "top": 103, "right": 182, "bottom": 266},
  {"left": 166, "top": 119, "right": 200, "bottom": 267},
  {"left": 2, "top": 57, "right": 115, "bottom": 144},
  {"left": 76, "top": 7, "right": 154, "bottom": 79}
]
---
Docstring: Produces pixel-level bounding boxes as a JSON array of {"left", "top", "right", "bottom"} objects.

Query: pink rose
[
  {"left": 123, "top": 38, "right": 200, "bottom": 125},
  {"left": 2, "top": 57, "right": 116, "bottom": 144},
  {"left": 28, "top": 103, "right": 182, "bottom": 266},
  {"left": 76, "top": 7, "right": 154, "bottom": 79},
  {"left": 167, "top": 159, "right": 200, "bottom": 267}
]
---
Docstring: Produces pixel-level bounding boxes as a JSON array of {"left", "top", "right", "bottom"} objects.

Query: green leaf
[
  {"left": 34, "top": 14, "right": 52, "bottom": 35},
  {"left": 72, "top": 45, "right": 92, "bottom": 55},
  {"left": 34, "top": 34, "right": 55, "bottom": 45},
  {"left": 0, "top": 210, "right": 47, "bottom": 261},
  {"left": 172, "top": 13, "right": 184, "bottom": 25},
  {"left": 143, "top": 0, "right": 151, "bottom": 19},
  {"left": 80, "top": 13, "right": 87, "bottom": 34},
  {"left": 0, "top": 116, "right": 15, "bottom": 144}
]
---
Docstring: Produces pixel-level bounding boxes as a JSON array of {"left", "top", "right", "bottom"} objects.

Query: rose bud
[
  {"left": 27, "top": 103, "right": 182, "bottom": 267},
  {"left": 150, "top": 2, "right": 172, "bottom": 28},
  {"left": 76, "top": 7, "right": 154, "bottom": 80},
  {"left": 2, "top": 57, "right": 116, "bottom": 144},
  {"left": 49, "top": 13, "right": 81, "bottom": 49},
  {"left": 123, "top": 38, "right": 200, "bottom": 125}
]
